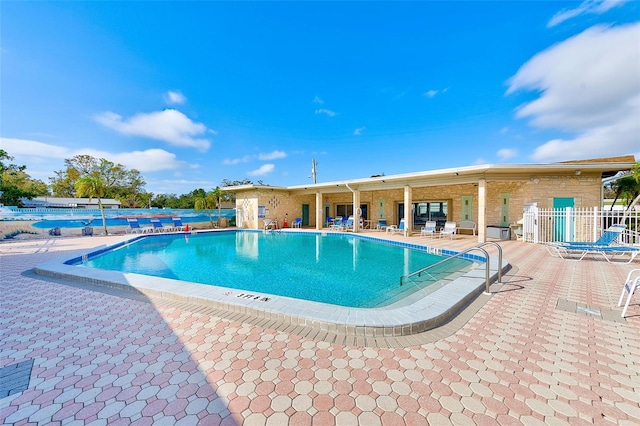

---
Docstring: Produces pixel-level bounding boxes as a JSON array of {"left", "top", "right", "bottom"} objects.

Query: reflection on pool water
[{"left": 70, "top": 230, "right": 473, "bottom": 308}]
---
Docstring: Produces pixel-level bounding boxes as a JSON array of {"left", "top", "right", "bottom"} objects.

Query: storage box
[{"left": 487, "top": 226, "right": 510, "bottom": 240}]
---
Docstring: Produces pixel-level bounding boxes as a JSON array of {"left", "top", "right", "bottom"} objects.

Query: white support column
[
  {"left": 315, "top": 192, "right": 323, "bottom": 230},
  {"left": 478, "top": 179, "right": 486, "bottom": 243},
  {"left": 353, "top": 188, "right": 361, "bottom": 232},
  {"left": 404, "top": 185, "right": 413, "bottom": 236}
]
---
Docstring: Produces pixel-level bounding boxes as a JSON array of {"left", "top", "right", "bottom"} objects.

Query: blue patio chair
[
  {"left": 150, "top": 218, "right": 169, "bottom": 233},
  {"left": 127, "top": 218, "right": 152, "bottom": 234},
  {"left": 376, "top": 219, "right": 388, "bottom": 231},
  {"left": 549, "top": 224, "right": 626, "bottom": 248},
  {"left": 343, "top": 216, "right": 355, "bottom": 231},
  {"left": 386, "top": 219, "right": 405, "bottom": 235},
  {"left": 330, "top": 217, "right": 344, "bottom": 230},
  {"left": 546, "top": 225, "right": 639, "bottom": 262},
  {"left": 293, "top": 217, "right": 302, "bottom": 228},
  {"left": 172, "top": 217, "right": 186, "bottom": 232}
]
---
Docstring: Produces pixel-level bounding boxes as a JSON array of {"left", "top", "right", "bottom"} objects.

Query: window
[
  {"left": 335, "top": 204, "right": 368, "bottom": 219},
  {"left": 413, "top": 201, "right": 448, "bottom": 227}
]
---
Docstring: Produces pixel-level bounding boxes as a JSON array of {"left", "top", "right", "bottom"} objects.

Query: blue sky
[{"left": 1, "top": 1, "right": 638, "bottom": 195}]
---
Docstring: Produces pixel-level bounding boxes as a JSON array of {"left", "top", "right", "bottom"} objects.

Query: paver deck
[{"left": 1, "top": 231, "right": 639, "bottom": 425}]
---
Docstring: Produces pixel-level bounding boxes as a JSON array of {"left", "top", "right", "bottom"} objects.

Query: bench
[{"left": 458, "top": 221, "right": 477, "bottom": 236}]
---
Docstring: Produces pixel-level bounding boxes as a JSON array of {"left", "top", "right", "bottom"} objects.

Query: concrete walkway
[{"left": 1, "top": 232, "right": 638, "bottom": 425}]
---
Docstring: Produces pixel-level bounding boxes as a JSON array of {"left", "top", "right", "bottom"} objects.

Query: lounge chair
[
  {"left": 126, "top": 218, "right": 152, "bottom": 234},
  {"left": 420, "top": 221, "right": 437, "bottom": 237},
  {"left": 171, "top": 217, "right": 186, "bottom": 232},
  {"left": 330, "top": 217, "right": 344, "bottom": 230},
  {"left": 440, "top": 222, "right": 457, "bottom": 239},
  {"left": 376, "top": 219, "right": 388, "bottom": 231},
  {"left": 386, "top": 219, "right": 405, "bottom": 235},
  {"left": 618, "top": 269, "right": 640, "bottom": 317},
  {"left": 150, "top": 218, "right": 169, "bottom": 233},
  {"left": 293, "top": 217, "right": 302, "bottom": 228},
  {"left": 546, "top": 225, "right": 639, "bottom": 262},
  {"left": 343, "top": 216, "right": 355, "bottom": 232},
  {"left": 548, "top": 243, "right": 639, "bottom": 263},
  {"left": 549, "top": 224, "right": 626, "bottom": 248}
]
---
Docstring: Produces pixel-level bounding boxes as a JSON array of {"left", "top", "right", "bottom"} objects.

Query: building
[{"left": 224, "top": 155, "right": 636, "bottom": 242}]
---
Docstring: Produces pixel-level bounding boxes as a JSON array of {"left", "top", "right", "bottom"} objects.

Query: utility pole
[{"left": 311, "top": 159, "right": 318, "bottom": 184}]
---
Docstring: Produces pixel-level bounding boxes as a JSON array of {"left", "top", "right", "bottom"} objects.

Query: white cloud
[
  {"left": 247, "top": 164, "right": 275, "bottom": 176},
  {"left": 312, "top": 96, "right": 324, "bottom": 104},
  {"left": 424, "top": 87, "right": 449, "bottom": 98},
  {"left": 353, "top": 126, "right": 366, "bottom": 136},
  {"left": 548, "top": 0, "right": 629, "bottom": 27},
  {"left": 223, "top": 155, "right": 252, "bottom": 165},
  {"left": 102, "top": 149, "right": 185, "bottom": 172},
  {"left": 0, "top": 137, "right": 185, "bottom": 174},
  {"left": 1, "top": 138, "right": 72, "bottom": 159},
  {"left": 473, "top": 157, "right": 488, "bottom": 165},
  {"left": 224, "top": 150, "right": 286, "bottom": 165},
  {"left": 164, "top": 90, "right": 186, "bottom": 105},
  {"left": 94, "top": 109, "right": 211, "bottom": 151},
  {"left": 507, "top": 23, "right": 640, "bottom": 162},
  {"left": 258, "top": 150, "right": 287, "bottom": 160},
  {"left": 315, "top": 108, "right": 336, "bottom": 117},
  {"left": 497, "top": 148, "right": 518, "bottom": 160}
]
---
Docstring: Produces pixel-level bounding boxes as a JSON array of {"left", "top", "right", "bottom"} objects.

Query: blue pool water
[{"left": 73, "top": 231, "right": 472, "bottom": 308}]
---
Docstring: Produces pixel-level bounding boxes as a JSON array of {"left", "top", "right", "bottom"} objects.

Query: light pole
[{"left": 310, "top": 159, "right": 317, "bottom": 184}]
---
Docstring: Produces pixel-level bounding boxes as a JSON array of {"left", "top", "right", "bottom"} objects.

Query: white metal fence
[{"left": 522, "top": 206, "right": 640, "bottom": 245}]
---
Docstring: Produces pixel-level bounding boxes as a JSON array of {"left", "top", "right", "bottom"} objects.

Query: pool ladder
[{"left": 400, "top": 242, "right": 503, "bottom": 295}]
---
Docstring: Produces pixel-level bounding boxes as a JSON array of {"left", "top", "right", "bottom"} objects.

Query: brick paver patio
[{"left": 1, "top": 232, "right": 639, "bottom": 425}]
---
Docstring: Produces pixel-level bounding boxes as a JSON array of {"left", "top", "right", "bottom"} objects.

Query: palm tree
[
  {"left": 621, "top": 161, "right": 640, "bottom": 223},
  {"left": 194, "top": 187, "right": 229, "bottom": 228},
  {"left": 194, "top": 191, "right": 218, "bottom": 228},
  {"left": 75, "top": 174, "right": 108, "bottom": 235},
  {"left": 211, "top": 187, "right": 229, "bottom": 227}
]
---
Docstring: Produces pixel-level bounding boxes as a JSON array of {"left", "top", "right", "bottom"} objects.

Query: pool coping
[{"left": 34, "top": 229, "right": 511, "bottom": 337}]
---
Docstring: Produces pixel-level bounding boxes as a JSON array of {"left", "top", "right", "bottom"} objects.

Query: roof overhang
[{"left": 223, "top": 159, "right": 636, "bottom": 195}]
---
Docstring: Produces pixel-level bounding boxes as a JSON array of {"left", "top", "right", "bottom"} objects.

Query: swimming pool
[
  {"left": 36, "top": 230, "right": 508, "bottom": 337},
  {"left": 69, "top": 231, "right": 472, "bottom": 308}
]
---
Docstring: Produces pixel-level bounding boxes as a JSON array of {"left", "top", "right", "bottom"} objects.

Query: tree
[
  {"left": 0, "top": 149, "right": 49, "bottom": 206},
  {"left": 621, "top": 162, "right": 640, "bottom": 222},
  {"left": 63, "top": 155, "right": 147, "bottom": 234},
  {"left": 211, "top": 186, "right": 230, "bottom": 226},
  {"left": 609, "top": 175, "right": 637, "bottom": 211},
  {"left": 194, "top": 191, "right": 218, "bottom": 228},
  {"left": 220, "top": 178, "right": 264, "bottom": 204},
  {"left": 75, "top": 173, "right": 109, "bottom": 235},
  {"left": 3, "top": 169, "right": 49, "bottom": 196},
  {"left": 51, "top": 155, "right": 146, "bottom": 201}
]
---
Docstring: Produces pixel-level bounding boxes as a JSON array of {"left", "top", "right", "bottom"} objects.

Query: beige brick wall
[
  {"left": 235, "top": 189, "right": 317, "bottom": 228},
  {"left": 234, "top": 173, "right": 603, "bottom": 230}
]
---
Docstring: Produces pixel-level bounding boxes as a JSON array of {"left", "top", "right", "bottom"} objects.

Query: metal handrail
[
  {"left": 400, "top": 243, "right": 503, "bottom": 294},
  {"left": 474, "top": 241, "right": 503, "bottom": 284}
]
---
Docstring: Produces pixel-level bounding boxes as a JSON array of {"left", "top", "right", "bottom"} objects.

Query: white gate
[{"left": 522, "top": 206, "right": 639, "bottom": 245}]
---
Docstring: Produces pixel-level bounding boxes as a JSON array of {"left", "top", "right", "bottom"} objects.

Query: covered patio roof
[{"left": 223, "top": 156, "right": 636, "bottom": 194}]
